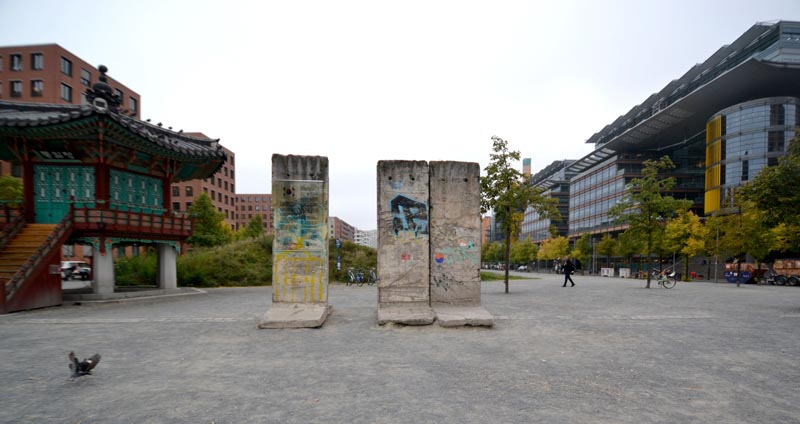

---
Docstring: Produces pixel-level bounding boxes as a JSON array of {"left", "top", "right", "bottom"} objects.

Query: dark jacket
[{"left": 563, "top": 260, "right": 575, "bottom": 274}]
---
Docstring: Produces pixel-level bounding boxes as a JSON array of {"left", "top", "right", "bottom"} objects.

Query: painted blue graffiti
[{"left": 390, "top": 195, "right": 429, "bottom": 237}]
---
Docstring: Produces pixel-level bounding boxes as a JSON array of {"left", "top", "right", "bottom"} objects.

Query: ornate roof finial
[{"left": 85, "top": 64, "right": 121, "bottom": 112}]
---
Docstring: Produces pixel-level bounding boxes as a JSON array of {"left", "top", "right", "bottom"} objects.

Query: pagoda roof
[{"left": 0, "top": 100, "right": 226, "bottom": 180}]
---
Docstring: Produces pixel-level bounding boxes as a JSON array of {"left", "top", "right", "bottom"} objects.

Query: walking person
[{"left": 562, "top": 256, "right": 575, "bottom": 287}]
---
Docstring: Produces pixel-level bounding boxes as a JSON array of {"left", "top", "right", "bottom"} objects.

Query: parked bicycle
[
  {"left": 367, "top": 268, "right": 378, "bottom": 285},
  {"left": 651, "top": 269, "right": 677, "bottom": 289},
  {"left": 346, "top": 268, "right": 366, "bottom": 286}
]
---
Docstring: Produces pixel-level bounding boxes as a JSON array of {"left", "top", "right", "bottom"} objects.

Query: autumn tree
[
  {"left": 537, "top": 236, "right": 569, "bottom": 269},
  {"left": 664, "top": 210, "right": 707, "bottom": 280},
  {"left": 481, "top": 136, "right": 559, "bottom": 293},
  {"left": 608, "top": 156, "right": 692, "bottom": 288},
  {"left": 596, "top": 234, "right": 618, "bottom": 269},
  {"left": 242, "top": 214, "right": 265, "bottom": 239},
  {"left": 572, "top": 234, "right": 592, "bottom": 275}
]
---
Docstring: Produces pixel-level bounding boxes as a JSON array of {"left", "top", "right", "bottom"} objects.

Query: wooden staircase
[
  {"left": 1, "top": 219, "right": 71, "bottom": 314},
  {"left": 0, "top": 224, "right": 57, "bottom": 280}
]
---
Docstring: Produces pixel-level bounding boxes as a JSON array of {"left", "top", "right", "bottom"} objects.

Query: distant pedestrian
[{"left": 562, "top": 256, "right": 575, "bottom": 287}]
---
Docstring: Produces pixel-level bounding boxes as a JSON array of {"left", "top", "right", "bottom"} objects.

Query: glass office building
[{"left": 704, "top": 97, "right": 799, "bottom": 214}]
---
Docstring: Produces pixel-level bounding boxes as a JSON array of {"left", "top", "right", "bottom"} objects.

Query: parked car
[
  {"left": 517, "top": 265, "right": 528, "bottom": 272},
  {"left": 61, "top": 261, "right": 91, "bottom": 281}
]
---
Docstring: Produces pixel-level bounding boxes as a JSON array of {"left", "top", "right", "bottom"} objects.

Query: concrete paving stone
[
  {"left": 377, "top": 304, "right": 436, "bottom": 326},
  {"left": 258, "top": 303, "right": 333, "bottom": 329},
  {"left": 1, "top": 272, "right": 799, "bottom": 423},
  {"left": 432, "top": 305, "right": 495, "bottom": 327}
]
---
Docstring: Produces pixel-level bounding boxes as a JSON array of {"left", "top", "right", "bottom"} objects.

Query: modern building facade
[
  {"left": 234, "top": 193, "right": 273, "bottom": 234},
  {"left": 541, "top": 20, "right": 800, "bottom": 242},
  {"left": 170, "top": 142, "right": 236, "bottom": 229},
  {"left": 521, "top": 160, "right": 575, "bottom": 242},
  {"left": 704, "top": 96, "right": 800, "bottom": 214},
  {"left": 354, "top": 228, "right": 377, "bottom": 248}
]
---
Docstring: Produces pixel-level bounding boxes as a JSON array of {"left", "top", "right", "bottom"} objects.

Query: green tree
[
  {"left": 615, "top": 230, "right": 644, "bottom": 269},
  {"left": 572, "top": 234, "right": 592, "bottom": 275},
  {"left": 481, "top": 241, "right": 504, "bottom": 265},
  {"left": 0, "top": 175, "right": 23, "bottom": 206},
  {"left": 510, "top": 238, "right": 537, "bottom": 267},
  {"left": 608, "top": 156, "right": 692, "bottom": 288},
  {"left": 242, "top": 214, "right": 265, "bottom": 239},
  {"left": 596, "top": 234, "right": 617, "bottom": 269},
  {"left": 664, "top": 210, "right": 707, "bottom": 280},
  {"left": 481, "top": 136, "right": 559, "bottom": 293},
  {"left": 738, "top": 134, "right": 800, "bottom": 251},
  {"left": 187, "top": 192, "right": 231, "bottom": 247}
]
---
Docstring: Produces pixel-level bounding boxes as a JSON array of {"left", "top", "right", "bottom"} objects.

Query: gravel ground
[{"left": 1, "top": 272, "right": 799, "bottom": 424}]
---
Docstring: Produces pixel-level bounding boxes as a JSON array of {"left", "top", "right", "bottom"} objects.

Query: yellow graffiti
[{"left": 274, "top": 252, "right": 326, "bottom": 303}]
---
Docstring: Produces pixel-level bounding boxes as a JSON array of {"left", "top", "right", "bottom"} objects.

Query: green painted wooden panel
[
  {"left": 33, "top": 165, "right": 94, "bottom": 223},
  {"left": 109, "top": 169, "right": 163, "bottom": 213}
]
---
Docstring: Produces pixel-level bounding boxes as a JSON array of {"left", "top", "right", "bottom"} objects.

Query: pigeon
[{"left": 69, "top": 351, "right": 101, "bottom": 378}]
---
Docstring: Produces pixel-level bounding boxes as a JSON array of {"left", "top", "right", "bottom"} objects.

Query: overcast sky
[{"left": 1, "top": 0, "right": 798, "bottom": 229}]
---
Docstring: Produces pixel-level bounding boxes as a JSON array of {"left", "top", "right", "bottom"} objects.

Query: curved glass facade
[{"left": 704, "top": 97, "right": 799, "bottom": 214}]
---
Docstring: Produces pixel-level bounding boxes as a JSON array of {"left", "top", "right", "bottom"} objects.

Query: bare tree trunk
[{"left": 504, "top": 235, "right": 511, "bottom": 293}]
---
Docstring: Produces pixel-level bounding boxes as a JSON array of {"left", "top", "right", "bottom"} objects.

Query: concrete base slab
[
  {"left": 433, "top": 305, "right": 495, "bottom": 327},
  {"left": 258, "top": 304, "right": 332, "bottom": 329},
  {"left": 377, "top": 304, "right": 435, "bottom": 326}
]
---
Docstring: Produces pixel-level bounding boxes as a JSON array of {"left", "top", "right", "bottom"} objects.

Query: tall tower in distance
[{"left": 522, "top": 158, "right": 531, "bottom": 177}]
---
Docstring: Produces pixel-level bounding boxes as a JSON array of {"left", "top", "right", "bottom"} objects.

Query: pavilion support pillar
[
  {"left": 376, "top": 160, "right": 434, "bottom": 325},
  {"left": 92, "top": 249, "right": 115, "bottom": 295},
  {"left": 259, "top": 154, "right": 331, "bottom": 329},
  {"left": 157, "top": 244, "right": 177, "bottom": 290}
]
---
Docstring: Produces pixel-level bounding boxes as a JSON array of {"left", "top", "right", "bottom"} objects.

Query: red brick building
[
  {"left": 170, "top": 141, "right": 236, "bottom": 230},
  {"left": 235, "top": 193, "right": 273, "bottom": 234}
]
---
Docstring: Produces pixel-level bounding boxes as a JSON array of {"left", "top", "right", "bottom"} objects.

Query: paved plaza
[{"left": 1, "top": 272, "right": 799, "bottom": 423}]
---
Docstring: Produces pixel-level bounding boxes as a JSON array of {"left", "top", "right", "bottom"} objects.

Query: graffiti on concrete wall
[
  {"left": 273, "top": 179, "right": 327, "bottom": 303},
  {"left": 390, "top": 195, "right": 429, "bottom": 237},
  {"left": 273, "top": 251, "right": 326, "bottom": 303},
  {"left": 432, "top": 239, "right": 478, "bottom": 266},
  {"left": 274, "top": 181, "right": 327, "bottom": 251}
]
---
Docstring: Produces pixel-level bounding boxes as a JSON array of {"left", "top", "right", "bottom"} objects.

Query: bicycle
[
  {"left": 367, "top": 268, "right": 378, "bottom": 286},
  {"left": 346, "top": 268, "right": 365, "bottom": 286},
  {"left": 651, "top": 269, "right": 677, "bottom": 289}
]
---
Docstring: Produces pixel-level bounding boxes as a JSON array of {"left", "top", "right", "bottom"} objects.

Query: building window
[
  {"left": 231, "top": 171, "right": 235, "bottom": 179},
  {"left": 172, "top": 186, "right": 179, "bottom": 197},
  {"left": 60, "top": 83, "right": 72, "bottom": 102},
  {"left": 31, "top": 53, "right": 43, "bottom": 70},
  {"left": 185, "top": 186, "right": 193, "bottom": 196},
  {"left": 129, "top": 97, "right": 137, "bottom": 113},
  {"left": 224, "top": 181, "right": 228, "bottom": 190},
  {"left": 770, "top": 104, "right": 785, "bottom": 126},
  {"left": 30, "top": 80, "right": 43, "bottom": 97},
  {"left": 741, "top": 160, "right": 749, "bottom": 182},
  {"left": 0, "top": 55, "right": 3, "bottom": 71},
  {"left": 11, "top": 81, "right": 22, "bottom": 97},
  {"left": 114, "top": 88, "right": 123, "bottom": 102},
  {"left": 218, "top": 193, "right": 222, "bottom": 201},
  {"left": 60, "top": 57, "right": 72, "bottom": 76},
  {"left": 203, "top": 187, "right": 208, "bottom": 193},
  {"left": 224, "top": 195, "right": 228, "bottom": 205},
  {"left": 211, "top": 190, "right": 216, "bottom": 199},
  {"left": 11, "top": 54, "right": 22, "bottom": 71},
  {"left": 231, "top": 184, "right": 234, "bottom": 192},
  {"left": 224, "top": 167, "right": 228, "bottom": 177},
  {"left": 186, "top": 202, "right": 192, "bottom": 210},
  {"left": 80, "top": 69, "right": 91, "bottom": 86},
  {"left": 768, "top": 131, "right": 784, "bottom": 152},
  {"left": 173, "top": 202, "right": 180, "bottom": 211},
  {"left": 218, "top": 178, "right": 222, "bottom": 187}
]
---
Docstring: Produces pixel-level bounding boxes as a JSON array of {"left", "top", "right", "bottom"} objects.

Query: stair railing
[
  {"left": 0, "top": 206, "right": 25, "bottom": 252},
  {"left": 3, "top": 210, "right": 73, "bottom": 303}
]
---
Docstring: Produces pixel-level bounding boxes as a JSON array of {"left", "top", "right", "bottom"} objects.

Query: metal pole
[{"left": 714, "top": 224, "right": 719, "bottom": 284}]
